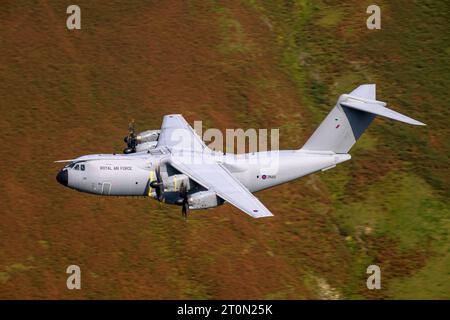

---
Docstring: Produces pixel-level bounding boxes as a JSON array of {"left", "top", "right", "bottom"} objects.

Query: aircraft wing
[
  {"left": 157, "top": 114, "right": 208, "bottom": 151},
  {"left": 170, "top": 158, "right": 273, "bottom": 218}
]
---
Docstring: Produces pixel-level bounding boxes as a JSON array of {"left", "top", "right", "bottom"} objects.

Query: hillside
[{"left": 0, "top": 0, "right": 448, "bottom": 299}]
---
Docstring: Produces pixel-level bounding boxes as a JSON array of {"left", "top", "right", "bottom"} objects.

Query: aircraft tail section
[{"left": 301, "top": 84, "right": 425, "bottom": 154}]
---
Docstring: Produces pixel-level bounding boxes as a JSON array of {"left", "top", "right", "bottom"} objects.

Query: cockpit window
[
  {"left": 65, "top": 162, "right": 76, "bottom": 169},
  {"left": 80, "top": 164, "right": 85, "bottom": 171},
  {"left": 75, "top": 164, "right": 80, "bottom": 170}
]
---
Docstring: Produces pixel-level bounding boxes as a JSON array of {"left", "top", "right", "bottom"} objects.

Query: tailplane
[{"left": 301, "top": 84, "right": 425, "bottom": 154}]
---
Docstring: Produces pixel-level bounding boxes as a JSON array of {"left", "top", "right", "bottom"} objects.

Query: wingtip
[
  {"left": 253, "top": 212, "right": 274, "bottom": 218},
  {"left": 410, "top": 119, "right": 426, "bottom": 126}
]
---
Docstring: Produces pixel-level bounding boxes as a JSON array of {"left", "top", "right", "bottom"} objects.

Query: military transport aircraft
[{"left": 56, "top": 85, "right": 425, "bottom": 218}]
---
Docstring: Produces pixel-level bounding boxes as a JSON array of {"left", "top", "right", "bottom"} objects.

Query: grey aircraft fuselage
[
  {"left": 57, "top": 148, "right": 350, "bottom": 205},
  {"left": 56, "top": 84, "right": 425, "bottom": 215}
]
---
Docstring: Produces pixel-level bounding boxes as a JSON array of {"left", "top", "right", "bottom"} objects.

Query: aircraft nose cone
[{"left": 56, "top": 169, "right": 68, "bottom": 186}]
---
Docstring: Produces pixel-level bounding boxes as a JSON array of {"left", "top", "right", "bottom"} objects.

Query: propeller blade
[
  {"left": 128, "top": 119, "right": 135, "bottom": 135},
  {"left": 124, "top": 119, "right": 137, "bottom": 153},
  {"left": 154, "top": 181, "right": 161, "bottom": 200},
  {"left": 155, "top": 165, "right": 164, "bottom": 202},
  {"left": 179, "top": 182, "right": 189, "bottom": 218},
  {"left": 182, "top": 202, "right": 188, "bottom": 219},
  {"left": 179, "top": 182, "right": 187, "bottom": 198}
]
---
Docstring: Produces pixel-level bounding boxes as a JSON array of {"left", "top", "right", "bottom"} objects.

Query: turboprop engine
[
  {"left": 187, "top": 191, "right": 224, "bottom": 210},
  {"left": 136, "top": 130, "right": 160, "bottom": 143},
  {"left": 148, "top": 162, "right": 223, "bottom": 217},
  {"left": 164, "top": 174, "right": 191, "bottom": 193},
  {"left": 134, "top": 130, "right": 160, "bottom": 152},
  {"left": 123, "top": 120, "right": 160, "bottom": 154}
]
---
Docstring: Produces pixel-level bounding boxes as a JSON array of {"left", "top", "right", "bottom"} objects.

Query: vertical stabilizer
[{"left": 301, "top": 84, "right": 424, "bottom": 153}]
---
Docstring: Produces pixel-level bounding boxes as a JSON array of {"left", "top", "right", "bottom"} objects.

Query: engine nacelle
[
  {"left": 135, "top": 141, "right": 158, "bottom": 152},
  {"left": 188, "top": 191, "right": 224, "bottom": 210},
  {"left": 137, "top": 130, "right": 160, "bottom": 143},
  {"left": 164, "top": 174, "right": 191, "bottom": 192}
]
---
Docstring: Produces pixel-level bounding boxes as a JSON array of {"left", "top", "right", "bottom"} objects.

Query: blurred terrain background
[{"left": 0, "top": 0, "right": 448, "bottom": 299}]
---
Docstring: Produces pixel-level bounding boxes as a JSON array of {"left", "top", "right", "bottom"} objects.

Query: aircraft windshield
[
  {"left": 64, "top": 162, "right": 76, "bottom": 169},
  {"left": 64, "top": 162, "right": 86, "bottom": 170}
]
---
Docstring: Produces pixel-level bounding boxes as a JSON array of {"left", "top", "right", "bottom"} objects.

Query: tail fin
[{"left": 301, "top": 84, "right": 425, "bottom": 153}]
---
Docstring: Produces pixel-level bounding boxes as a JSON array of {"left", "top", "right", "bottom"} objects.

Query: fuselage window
[
  {"left": 81, "top": 164, "right": 85, "bottom": 171},
  {"left": 75, "top": 164, "right": 80, "bottom": 170}
]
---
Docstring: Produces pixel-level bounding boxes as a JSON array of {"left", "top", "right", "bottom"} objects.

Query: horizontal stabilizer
[{"left": 340, "top": 96, "right": 425, "bottom": 126}]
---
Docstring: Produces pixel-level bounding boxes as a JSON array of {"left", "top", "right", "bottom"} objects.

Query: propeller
[
  {"left": 123, "top": 119, "right": 137, "bottom": 154},
  {"left": 179, "top": 182, "right": 189, "bottom": 219},
  {"left": 150, "top": 165, "right": 164, "bottom": 202}
]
